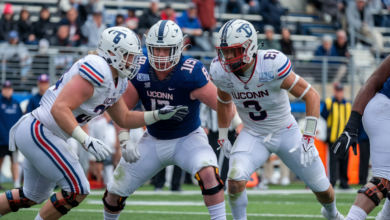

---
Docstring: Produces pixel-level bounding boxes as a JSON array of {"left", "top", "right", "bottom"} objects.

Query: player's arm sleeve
[
  {"left": 78, "top": 61, "right": 106, "bottom": 87},
  {"left": 274, "top": 52, "right": 292, "bottom": 81},
  {"left": 183, "top": 62, "right": 210, "bottom": 91}
]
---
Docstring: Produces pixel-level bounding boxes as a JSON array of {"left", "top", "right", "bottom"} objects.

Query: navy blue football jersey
[
  {"left": 380, "top": 77, "right": 390, "bottom": 99},
  {"left": 131, "top": 56, "right": 210, "bottom": 139}
]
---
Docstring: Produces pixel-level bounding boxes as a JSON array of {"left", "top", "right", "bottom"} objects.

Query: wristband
[
  {"left": 219, "top": 127, "right": 229, "bottom": 140},
  {"left": 71, "top": 126, "right": 88, "bottom": 144},
  {"left": 118, "top": 130, "right": 130, "bottom": 145},
  {"left": 231, "top": 112, "right": 242, "bottom": 129},
  {"left": 303, "top": 116, "right": 318, "bottom": 136},
  {"left": 144, "top": 110, "right": 161, "bottom": 125}
]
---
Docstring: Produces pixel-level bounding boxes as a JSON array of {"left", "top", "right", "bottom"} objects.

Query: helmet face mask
[
  {"left": 216, "top": 40, "right": 252, "bottom": 73},
  {"left": 98, "top": 27, "right": 144, "bottom": 79},
  {"left": 215, "top": 20, "right": 258, "bottom": 74},
  {"left": 145, "top": 20, "right": 184, "bottom": 72}
]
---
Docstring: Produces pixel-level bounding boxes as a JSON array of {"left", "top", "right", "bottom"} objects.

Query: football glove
[
  {"left": 158, "top": 105, "right": 189, "bottom": 121},
  {"left": 289, "top": 135, "right": 319, "bottom": 167},
  {"left": 121, "top": 139, "right": 140, "bottom": 164},
  {"left": 217, "top": 139, "right": 233, "bottom": 159},
  {"left": 83, "top": 136, "right": 112, "bottom": 161},
  {"left": 331, "top": 111, "right": 361, "bottom": 160}
]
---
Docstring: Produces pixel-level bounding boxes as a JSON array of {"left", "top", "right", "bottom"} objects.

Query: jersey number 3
[{"left": 243, "top": 100, "right": 267, "bottom": 121}]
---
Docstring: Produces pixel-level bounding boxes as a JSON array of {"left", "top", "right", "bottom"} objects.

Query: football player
[
  {"left": 211, "top": 19, "right": 344, "bottom": 220},
  {"left": 0, "top": 27, "right": 188, "bottom": 220},
  {"left": 331, "top": 56, "right": 390, "bottom": 220},
  {"left": 102, "top": 20, "right": 236, "bottom": 220}
]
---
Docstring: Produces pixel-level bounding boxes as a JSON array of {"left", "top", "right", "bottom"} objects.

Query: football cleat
[{"left": 321, "top": 207, "right": 345, "bottom": 220}]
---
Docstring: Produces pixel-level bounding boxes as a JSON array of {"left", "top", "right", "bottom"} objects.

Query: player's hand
[
  {"left": 217, "top": 139, "right": 232, "bottom": 159},
  {"left": 330, "top": 111, "right": 361, "bottom": 160},
  {"left": 331, "top": 130, "right": 358, "bottom": 160},
  {"left": 120, "top": 139, "right": 140, "bottom": 164},
  {"left": 158, "top": 105, "right": 189, "bottom": 121},
  {"left": 289, "top": 135, "right": 319, "bottom": 167},
  {"left": 83, "top": 136, "right": 112, "bottom": 161},
  {"left": 235, "top": 123, "right": 244, "bottom": 137}
]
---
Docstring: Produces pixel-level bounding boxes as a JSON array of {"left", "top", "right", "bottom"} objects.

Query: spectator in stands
[
  {"left": 321, "top": 82, "right": 351, "bottom": 189},
  {"left": 161, "top": 5, "right": 177, "bottom": 23},
  {"left": 0, "top": 81, "right": 23, "bottom": 189},
  {"left": 279, "top": 27, "right": 295, "bottom": 55},
  {"left": 26, "top": 74, "right": 50, "bottom": 113},
  {"left": 115, "top": 14, "right": 125, "bottom": 27},
  {"left": 32, "top": 39, "right": 50, "bottom": 75},
  {"left": 16, "top": 8, "right": 36, "bottom": 45},
  {"left": 0, "top": 31, "right": 31, "bottom": 80},
  {"left": 260, "top": 25, "right": 281, "bottom": 51},
  {"left": 334, "top": 30, "right": 349, "bottom": 57},
  {"left": 346, "top": 0, "right": 384, "bottom": 53},
  {"left": 58, "top": 7, "right": 84, "bottom": 46},
  {"left": 333, "top": 30, "right": 349, "bottom": 82},
  {"left": 314, "top": 35, "right": 338, "bottom": 56},
  {"left": 177, "top": 3, "right": 203, "bottom": 36},
  {"left": 81, "top": 7, "right": 106, "bottom": 47},
  {"left": 0, "top": 3, "right": 16, "bottom": 41},
  {"left": 59, "top": 0, "right": 89, "bottom": 24},
  {"left": 193, "top": 0, "right": 217, "bottom": 32},
  {"left": 226, "top": 0, "right": 244, "bottom": 14},
  {"left": 259, "top": 0, "right": 288, "bottom": 33},
  {"left": 33, "top": 6, "right": 56, "bottom": 41},
  {"left": 50, "top": 25, "right": 71, "bottom": 47},
  {"left": 138, "top": 0, "right": 160, "bottom": 33},
  {"left": 125, "top": 9, "right": 139, "bottom": 30}
]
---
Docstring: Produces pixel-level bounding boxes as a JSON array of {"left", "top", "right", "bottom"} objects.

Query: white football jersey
[
  {"left": 210, "top": 50, "right": 293, "bottom": 134},
  {"left": 33, "top": 54, "right": 128, "bottom": 140}
]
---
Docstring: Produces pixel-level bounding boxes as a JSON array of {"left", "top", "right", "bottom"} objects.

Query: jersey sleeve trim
[
  {"left": 277, "top": 58, "right": 292, "bottom": 79},
  {"left": 80, "top": 62, "right": 105, "bottom": 86}
]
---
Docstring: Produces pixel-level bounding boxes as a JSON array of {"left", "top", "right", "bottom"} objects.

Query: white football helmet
[
  {"left": 145, "top": 20, "right": 184, "bottom": 71},
  {"left": 215, "top": 19, "right": 258, "bottom": 73},
  {"left": 98, "top": 27, "right": 144, "bottom": 79}
]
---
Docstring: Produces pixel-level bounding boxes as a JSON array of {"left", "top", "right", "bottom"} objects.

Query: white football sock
[
  {"left": 228, "top": 189, "right": 248, "bottom": 220},
  {"left": 320, "top": 200, "right": 338, "bottom": 218},
  {"left": 207, "top": 201, "right": 226, "bottom": 220},
  {"left": 346, "top": 205, "right": 367, "bottom": 220},
  {"left": 14, "top": 179, "right": 20, "bottom": 188},
  {"left": 34, "top": 212, "right": 43, "bottom": 220},
  {"left": 104, "top": 209, "right": 121, "bottom": 220},
  {"left": 380, "top": 198, "right": 390, "bottom": 220}
]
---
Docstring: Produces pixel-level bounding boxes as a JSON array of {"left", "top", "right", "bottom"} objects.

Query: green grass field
[{"left": 0, "top": 182, "right": 382, "bottom": 219}]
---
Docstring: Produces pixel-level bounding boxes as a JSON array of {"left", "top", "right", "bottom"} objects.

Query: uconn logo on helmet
[
  {"left": 112, "top": 31, "right": 127, "bottom": 44},
  {"left": 236, "top": 24, "right": 252, "bottom": 37}
]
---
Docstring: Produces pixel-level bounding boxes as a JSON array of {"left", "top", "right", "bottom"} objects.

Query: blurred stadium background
[{"left": 0, "top": 0, "right": 388, "bottom": 219}]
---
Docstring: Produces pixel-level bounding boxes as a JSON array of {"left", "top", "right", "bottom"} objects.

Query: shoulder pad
[
  {"left": 79, "top": 55, "right": 109, "bottom": 87},
  {"left": 258, "top": 50, "right": 292, "bottom": 81}
]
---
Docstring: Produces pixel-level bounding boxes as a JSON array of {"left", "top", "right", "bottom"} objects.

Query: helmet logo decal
[
  {"left": 113, "top": 31, "right": 127, "bottom": 44},
  {"left": 236, "top": 24, "right": 252, "bottom": 38},
  {"left": 157, "top": 20, "right": 169, "bottom": 43}
]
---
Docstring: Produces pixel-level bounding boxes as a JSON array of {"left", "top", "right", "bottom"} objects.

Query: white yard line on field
[
  {"left": 89, "top": 189, "right": 357, "bottom": 196},
  {"left": 22, "top": 208, "right": 376, "bottom": 219}
]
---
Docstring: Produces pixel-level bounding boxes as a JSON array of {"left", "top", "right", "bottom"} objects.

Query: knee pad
[
  {"left": 195, "top": 167, "right": 224, "bottom": 196},
  {"left": 50, "top": 189, "right": 80, "bottom": 215},
  {"left": 6, "top": 188, "right": 31, "bottom": 212},
  {"left": 102, "top": 189, "right": 128, "bottom": 212},
  {"left": 358, "top": 177, "right": 389, "bottom": 206}
]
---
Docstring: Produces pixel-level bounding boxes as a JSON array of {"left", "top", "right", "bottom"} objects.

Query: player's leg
[
  {"left": 227, "top": 129, "right": 271, "bottom": 220},
  {"left": 346, "top": 94, "right": 390, "bottom": 220},
  {"left": 103, "top": 133, "right": 165, "bottom": 220},
  {"left": 276, "top": 120, "right": 343, "bottom": 219},
  {"left": 1, "top": 116, "right": 90, "bottom": 219},
  {"left": 173, "top": 127, "right": 226, "bottom": 220}
]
